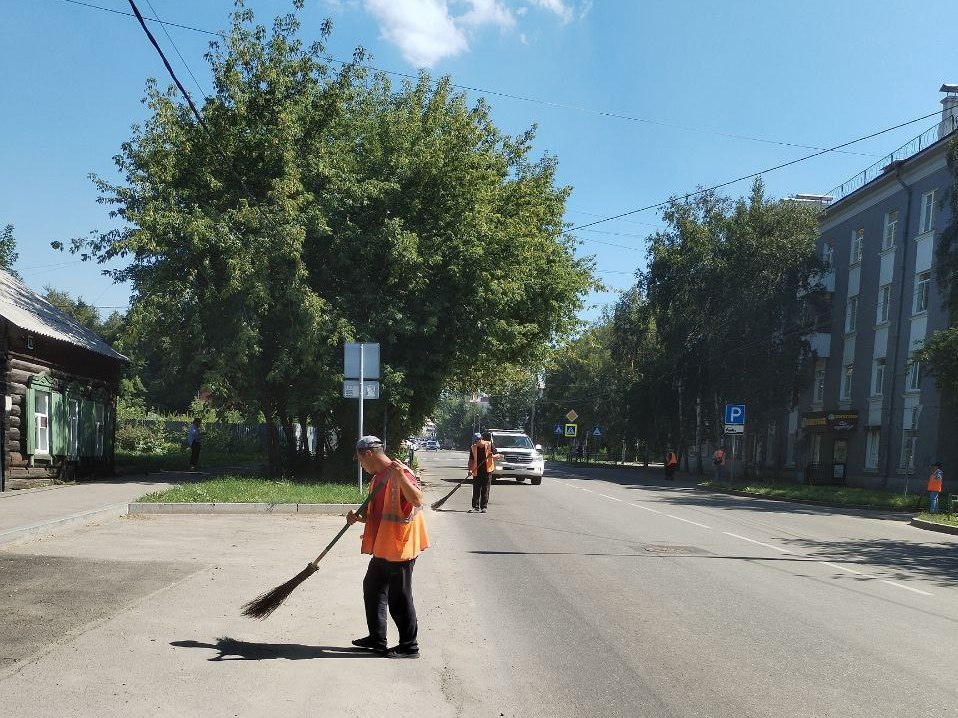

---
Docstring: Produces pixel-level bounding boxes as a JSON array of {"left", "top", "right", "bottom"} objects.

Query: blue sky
[{"left": 2, "top": 0, "right": 956, "bottom": 320}]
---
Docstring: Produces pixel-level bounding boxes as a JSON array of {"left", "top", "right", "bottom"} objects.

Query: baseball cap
[
  {"left": 473, "top": 432, "right": 482, "bottom": 440},
  {"left": 356, "top": 436, "right": 384, "bottom": 451}
]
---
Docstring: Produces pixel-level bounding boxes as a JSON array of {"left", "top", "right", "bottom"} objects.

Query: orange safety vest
[
  {"left": 361, "top": 465, "right": 429, "bottom": 562},
  {"left": 928, "top": 468, "right": 943, "bottom": 493},
  {"left": 666, "top": 452, "right": 678, "bottom": 468},
  {"left": 469, "top": 440, "right": 496, "bottom": 476}
]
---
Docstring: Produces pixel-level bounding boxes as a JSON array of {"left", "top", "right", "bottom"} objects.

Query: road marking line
[
  {"left": 723, "top": 532, "right": 793, "bottom": 554},
  {"left": 629, "top": 503, "right": 662, "bottom": 514},
  {"left": 664, "top": 514, "right": 712, "bottom": 529},
  {"left": 598, "top": 493, "right": 624, "bottom": 502},
  {"left": 881, "top": 580, "right": 933, "bottom": 596},
  {"left": 580, "top": 488, "right": 594, "bottom": 493},
  {"left": 819, "top": 561, "right": 866, "bottom": 575}
]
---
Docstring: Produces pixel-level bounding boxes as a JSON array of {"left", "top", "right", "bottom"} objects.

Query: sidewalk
[{"left": 0, "top": 471, "right": 192, "bottom": 546}]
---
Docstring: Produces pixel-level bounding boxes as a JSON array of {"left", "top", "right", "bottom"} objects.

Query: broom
[
  {"left": 241, "top": 480, "right": 386, "bottom": 619},
  {"left": 430, "top": 473, "right": 472, "bottom": 510}
]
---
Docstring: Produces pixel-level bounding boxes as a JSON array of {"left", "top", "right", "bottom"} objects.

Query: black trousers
[
  {"left": 472, "top": 470, "right": 491, "bottom": 509},
  {"left": 363, "top": 556, "right": 418, "bottom": 650},
  {"left": 190, "top": 441, "right": 201, "bottom": 467}
]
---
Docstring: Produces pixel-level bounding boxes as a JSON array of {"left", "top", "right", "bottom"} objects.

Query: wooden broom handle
[{"left": 311, "top": 479, "right": 387, "bottom": 566}]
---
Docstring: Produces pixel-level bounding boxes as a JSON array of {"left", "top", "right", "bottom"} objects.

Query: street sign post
[
  {"left": 345, "top": 342, "right": 381, "bottom": 491},
  {"left": 724, "top": 404, "right": 746, "bottom": 426},
  {"left": 592, "top": 426, "right": 602, "bottom": 437},
  {"left": 553, "top": 424, "right": 563, "bottom": 436},
  {"left": 343, "top": 380, "right": 380, "bottom": 399},
  {"left": 723, "top": 404, "right": 745, "bottom": 482},
  {"left": 566, "top": 409, "right": 578, "bottom": 423},
  {"left": 565, "top": 423, "right": 577, "bottom": 437}
]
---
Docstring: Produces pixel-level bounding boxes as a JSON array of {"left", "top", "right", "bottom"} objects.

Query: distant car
[{"left": 424, "top": 439, "right": 441, "bottom": 451}]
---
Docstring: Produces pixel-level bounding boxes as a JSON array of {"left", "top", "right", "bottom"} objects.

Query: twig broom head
[
  {"left": 430, "top": 480, "right": 463, "bottom": 510},
  {"left": 241, "top": 562, "right": 318, "bottom": 620}
]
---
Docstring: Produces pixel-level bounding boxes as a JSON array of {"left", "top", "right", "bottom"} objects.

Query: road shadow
[{"left": 170, "top": 637, "right": 375, "bottom": 661}]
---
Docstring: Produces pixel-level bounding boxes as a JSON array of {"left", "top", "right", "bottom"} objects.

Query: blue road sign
[
  {"left": 554, "top": 424, "right": 564, "bottom": 436},
  {"left": 592, "top": 426, "right": 602, "bottom": 437},
  {"left": 565, "top": 424, "right": 578, "bottom": 437},
  {"left": 724, "top": 404, "right": 746, "bottom": 425}
]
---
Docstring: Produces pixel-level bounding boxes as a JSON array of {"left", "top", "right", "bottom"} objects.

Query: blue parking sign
[{"left": 724, "top": 404, "right": 746, "bottom": 425}]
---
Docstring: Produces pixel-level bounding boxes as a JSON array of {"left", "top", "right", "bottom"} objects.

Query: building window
[
  {"left": 68, "top": 399, "right": 79, "bottom": 457},
  {"left": 841, "top": 365, "right": 853, "bottom": 400},
  {"left": 882, "top": 209, "right": 898, "bottom": 250},
  {"left": 845, "top": 296, "right": 858, "bottom": 334},
  {"left": 873, "top": 358, "right": 885, "bottom": 396},
  {"left": 34, "top": 391, "right": 50, "bottom": 454},
  {"left": 900, "top": 434, "right": 918, "bottom": 470},
  {"left": 851, "top": 228, "right": 864, "bottom": 264},
  {"left": 814, "top": 369, "right": 825, "bottom": 404},
  {"left": 877, "top": 284, "right": 891, "bottom": 324},
  {"left": 919, "top": 190, "right": 936, "bottom": 234},
  {"left": 865, "top": 428, "right": 880, "bottom": 469},
  {"left": 94, "top": 403, "right": 105, "bottom": 457},
  {"left": 914, "top": 271, "right": 931, "bottom": 314},
  {"left": 908, "top": 361, "right": 922, "bottom": 392},
  {"left": 811, "top": 434, "right": 822, "bottom": 465},
  {"left": 822, "top": 243, "right": 833, "bottom": 268}
]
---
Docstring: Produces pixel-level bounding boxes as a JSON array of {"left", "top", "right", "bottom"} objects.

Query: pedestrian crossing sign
[{"left": 565, "top": 423, "right": 577, "bottom": 437}]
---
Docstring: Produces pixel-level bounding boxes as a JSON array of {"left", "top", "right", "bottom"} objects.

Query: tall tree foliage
[
  {"left": 61, "top": 3, "right": 592, "bottom": 473},
  {"left": 0, "top": 224, "right": 19, "bottom": 278}
]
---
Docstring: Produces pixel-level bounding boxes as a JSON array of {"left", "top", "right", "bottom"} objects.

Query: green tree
[
  {"left": 0, "top": 225, "right": 20, "bottom": 278},
  {"left": 62, "top": 3, "right": 592, "bottom": 474}
]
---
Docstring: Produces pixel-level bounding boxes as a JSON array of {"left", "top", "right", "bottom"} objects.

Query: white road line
[
  {"left": 598, "top": 493, "right": 624, "bottom": 502},
  {"left": 881, "top": 580, "right": 934, "bottom": 596},
  {"left": 629, "top": 503, "right": 662, "bottom": 514},
  {"left": 723, "top": 532, "right": 793, "bottom": 554},
  {"left": 664, "top": 514, "right": 712, "bottom": 529},
  {"left": 580, "top": 488, "right": 594, "bottom": 493},
  {"left": 819, "top": 561, "right": 867, "bottom": 576}
]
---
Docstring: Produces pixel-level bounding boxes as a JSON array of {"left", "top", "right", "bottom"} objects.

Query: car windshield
[{"left": 492, "top": 434, "right": 534, "bottom": 449}]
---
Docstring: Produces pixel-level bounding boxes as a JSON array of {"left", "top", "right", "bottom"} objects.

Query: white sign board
[
  {"left": 724, "top": 424, "right": 744, "bottom": 435},
  {"left": 344, "top": 343, "right": 380, "bottom": 380},
  {"left": 343, "top": 380, "right": 380, "bottom": 400}
]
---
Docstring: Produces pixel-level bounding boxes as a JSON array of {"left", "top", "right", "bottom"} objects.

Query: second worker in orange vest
[
  {"left": 468, "top": 431, "right": 502, "bottom": 513},
  {"left": 347, "top": 436, "right": 429, "bottom": 658}
]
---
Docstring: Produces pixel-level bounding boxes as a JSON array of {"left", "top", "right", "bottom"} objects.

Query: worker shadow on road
[{"left": 170, "top": 638, "right": 376, "bottom": 661}]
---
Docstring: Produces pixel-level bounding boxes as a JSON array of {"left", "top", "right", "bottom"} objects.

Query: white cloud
[
  {"left": 364, "top": 0, "right": 468, "bottom": 67},
  {"left": 364, "top": 0, "right": 515, "bottom": 67},
  {"left": 528, "top": 0, "right": 574, "bottom": 23}
]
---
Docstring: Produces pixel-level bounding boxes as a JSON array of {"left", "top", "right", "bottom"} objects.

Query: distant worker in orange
[
  {"left": 927, "top": 460, "right": 944, "bottom": 514},
  {"left": 468, "top": 430, "right": 501, "bottom": 513},
  {"left": 665, "top": 449, "right": 678, "bottom": 480},
  {"left": 712, "top": 445, "right": 726, "bottom": 481}
]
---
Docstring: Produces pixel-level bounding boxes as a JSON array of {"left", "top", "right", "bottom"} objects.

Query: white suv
[{"left": 487, "top": 429, "right": 545, "bottom": 485}]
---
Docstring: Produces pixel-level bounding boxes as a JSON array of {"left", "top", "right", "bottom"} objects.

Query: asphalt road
[{"left": 1, "top": 451, "right": 956, "bottom": 717}]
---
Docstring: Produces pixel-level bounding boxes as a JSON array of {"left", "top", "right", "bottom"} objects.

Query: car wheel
[{"left": 531, "top": 477, "right": 542, "bottom": 486}]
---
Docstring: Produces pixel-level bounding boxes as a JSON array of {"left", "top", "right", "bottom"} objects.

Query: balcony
[
  {"left": 809, "top": 332, "right": 831, "bottom": 358},
  {"left": 799, "top": 268, "right": 835, "bottom": 297}
]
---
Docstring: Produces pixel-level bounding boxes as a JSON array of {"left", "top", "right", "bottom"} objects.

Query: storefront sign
[{"left": 801, "top": 411, "right": 859, "bottom": 432}]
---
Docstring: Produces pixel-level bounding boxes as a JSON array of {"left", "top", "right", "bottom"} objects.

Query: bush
[{"left": 115, "top": 422, "right": 180, "bottom": 454}]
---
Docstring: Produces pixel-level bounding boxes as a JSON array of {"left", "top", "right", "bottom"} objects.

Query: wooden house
[{"left": 0, "top": 270, "right": 127, "bottom": 490}]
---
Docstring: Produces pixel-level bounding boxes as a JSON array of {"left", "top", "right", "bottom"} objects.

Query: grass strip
[
  {"left": 139, "top": 475, "right": 366, "bottom": 504},
  {"left": 915, "top": 512, "right": 958, "bottom": 527},
  {"left": 701, "top": 480, "right": 926, "bottom": 511}
]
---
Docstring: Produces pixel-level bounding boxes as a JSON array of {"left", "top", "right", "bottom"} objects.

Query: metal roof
[{"left": 0, "top": 270, "right": 128, "bottom": 362}]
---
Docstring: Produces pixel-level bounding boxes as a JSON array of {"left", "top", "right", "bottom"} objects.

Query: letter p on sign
[{"left": 725, "top": 404, "right": 746, "bottom": 425}]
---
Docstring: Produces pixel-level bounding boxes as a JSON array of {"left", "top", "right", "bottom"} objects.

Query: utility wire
[{"left": 144, "top": 0, "right": 207, "bottom": 99}]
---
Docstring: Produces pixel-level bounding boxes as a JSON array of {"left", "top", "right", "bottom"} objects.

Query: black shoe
[
  {"left": 469, "top": 507, "right": 478, "bottom": 513},
  {"left": 385, "top": 646, "right": 420, "bottom": 659},
  {"left": 480, "top": 508, "right": 487, "bottom": 513},
  {"left": 351, "top": 636, "right": 387, "bottom": 653}
]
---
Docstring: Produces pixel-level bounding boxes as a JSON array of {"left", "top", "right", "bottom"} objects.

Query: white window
[
  {"left": 851, "top": 228, "right": 864, "bottom": 264},
  {"left": 813, "top": 369, "right": 825, "bottom": 404},
  {"left": 845, "top": 296, "right": 858, "bottom": 333},
  {"left": 900, "top": 434, "right": 918, "bottom": 470},
  {"left": 68, "top": 399, "right": 79, "bottom": 457},
  {"left": 877, "top": 284, "right": 891, "bottom": 324},
  {"left": 865, "top": 428, "right": 881, "bottom": 469},
  {"left": 94, "top": 403, "right": 105, "bottom": 457},
  {"left": 919, "top": 190, "right": 936, "bottom": 234},
  {"left": 914, "top": 271, "right": 931, "bottom": 314},
  {"left": 841, "top": 365, "right": 854, "bottom": 400},
  {"left": 908, "top": 361, "right": 922, "bottom": 392},
  {"left": 34, "top": 391, "right": 50, "bottom": 454},
  {"left": 873, "top": 358, "right": 885, "bottom": 396},
  {"left": 822, "top": 243, "right": 833, "bottom": 267},
  {"left": 882, "top": 209, "right": 898, "bottom": 250}
]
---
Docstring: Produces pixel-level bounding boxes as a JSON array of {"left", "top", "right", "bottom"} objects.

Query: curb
[
  {"left": 910, "top": 517, "right": 958, "bottom": 535},
  {"left": 128, "top": 502, "right": 354, "bottom": 515},
  {"left": 0, "top": 502, "right": 129, "bottom": 546},
  {"left": 695, "top": 485, "right": 919, "bottom": 516}
]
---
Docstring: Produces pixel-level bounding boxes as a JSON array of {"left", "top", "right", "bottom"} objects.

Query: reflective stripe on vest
[{"left": 361, "top": 466, "right": 429, "bottom": 562}]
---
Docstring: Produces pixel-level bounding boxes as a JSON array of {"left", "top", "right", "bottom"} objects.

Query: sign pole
[
  {"left": 358, "top": 345, "right": 365, "bottom": 492},
  {"left": 729, "top": 435, "right": 735, "bottom": 483}
]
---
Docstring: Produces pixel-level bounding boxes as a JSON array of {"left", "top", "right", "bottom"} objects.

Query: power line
[
  {"left": 55, "top": 0, "right": 881, "bottom": 160},
  {"left": 568, "top": 108, "right": 946, "bottom": 232},
  {"left": 144, "top": 0, "right": 207, "bottom": 100}
]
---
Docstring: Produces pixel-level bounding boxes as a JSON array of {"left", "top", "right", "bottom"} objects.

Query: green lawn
[
  {"left": 916, "top": 512, "right": 958, "bottom": 527},
  {"left": 701, "top": 480, "right": 926, "bottom": 511},
  {"left": 138, "top": 475, "right": 367, "bottom": 504}
]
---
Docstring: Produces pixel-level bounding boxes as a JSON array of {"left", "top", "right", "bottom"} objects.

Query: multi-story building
[{"left": 783, "top": 85, "right": 958, "bottom": 488}]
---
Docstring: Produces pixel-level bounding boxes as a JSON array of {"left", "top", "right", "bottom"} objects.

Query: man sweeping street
[
  {"left": 346, "top": 436, "right": 429, "bottom": 658},
  {"left": 468, "top": 430, "right": 501, "bottom": 513}
]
